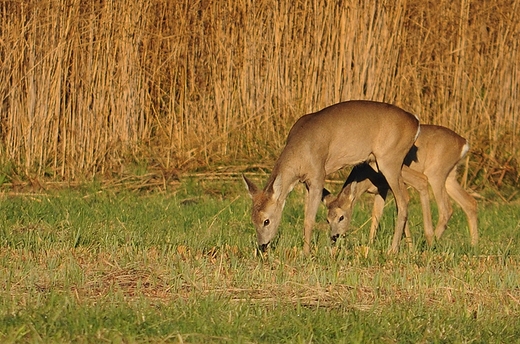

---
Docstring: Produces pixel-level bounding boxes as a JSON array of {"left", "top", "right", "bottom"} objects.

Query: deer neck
[{"left": 265, "top": 161, "right": 300, "bottom": 202}]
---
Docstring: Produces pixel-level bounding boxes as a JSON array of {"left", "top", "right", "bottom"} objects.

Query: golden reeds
[{"left": 0, "top": 0, "right": 518, "bottom": 186}]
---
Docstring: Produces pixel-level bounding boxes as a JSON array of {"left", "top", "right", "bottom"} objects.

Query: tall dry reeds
[{"left": 0, "top": 0, "right": 518, "bottom": 188}]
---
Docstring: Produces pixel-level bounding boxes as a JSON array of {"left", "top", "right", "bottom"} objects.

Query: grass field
[
  {"left": 1, "top": 1, "right": 518, "bottom": 341},
  {"left": 0, "top": 177, "right": 519, "bottom": 343}
]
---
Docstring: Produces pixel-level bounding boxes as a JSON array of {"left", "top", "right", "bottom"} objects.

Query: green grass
[{"left": 0, "top": 178, "right": 519, "bottom": 343}]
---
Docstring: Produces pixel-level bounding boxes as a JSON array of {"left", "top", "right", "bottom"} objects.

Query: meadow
[
  {"left": 0, "top": 177, "right": 519, "bottom": 343},
  {"left": 1, "top": 0, "right": 519, "bottom": 342}
]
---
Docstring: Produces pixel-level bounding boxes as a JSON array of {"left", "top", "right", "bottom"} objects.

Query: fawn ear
[
  {"left": 338, "top": 181, "right": 357, "bottom": 203},
  {"left": 242, "top": 175, "right": 259, "bottom": 198},
  {"left": 349, "top": 180, "right": 358, "bottom": 200},
  {"left": 322, "top": 188, "right": 335, "bottom": 206}
]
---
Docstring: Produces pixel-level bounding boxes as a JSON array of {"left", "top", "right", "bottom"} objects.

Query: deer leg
[
  {"left": 402, "top": 167, "right": 435, "bottom": 246},
  {"left": 303, "top": 178, "right": 324, "bottom": 255},
  {"left": 378, "top": 163, "right": 409, "bottom": 253},
  {"left": 369, "top": 192, "right": 385, "bottom": 244},
  {"left": 429, "top": 174, "right": 452, "bottom": 241},
  {"left": 400, "top": 183, "right": 414, "bottom": 251},
  {"left": 445, "top": 169, "right": 478, "bottom": 246},
  {"left": 368, "top": 194, "right": 385, "bottom": 244}
]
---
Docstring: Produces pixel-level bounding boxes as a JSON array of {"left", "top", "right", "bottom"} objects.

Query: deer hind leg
[
  {"left": 367, "top": 186, "right": 416, "bottom": 249},
  {"left": 445, "top": 169, "right": 478, "bottom": 246},
  {"left": 367, "top": 177, "right": 413, "bottom": 250},
  {"left": 377, "top": 161, "right": 409, "bottom": 253},
  {"left": 401, "top": 167, "right": 435, "bottom": 246},
  {"left": 303, "top": 177, "right": 325, "bottom": 255}
]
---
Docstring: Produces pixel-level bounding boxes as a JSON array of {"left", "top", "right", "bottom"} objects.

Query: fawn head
[{"left": 322, "top": 182, "right": 358, "bottom": 243}]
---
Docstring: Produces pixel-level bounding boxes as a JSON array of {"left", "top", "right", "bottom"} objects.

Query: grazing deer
[
  {"left": 323, "top": 124, "right": 478, "bottom": 247},
  {"left": 243, "top": 100, "right": 420, "bottom": 254}
]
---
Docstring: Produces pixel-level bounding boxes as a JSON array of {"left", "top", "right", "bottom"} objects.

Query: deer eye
[
  {"left": 263, "top": 219, "right": 270, "bottom": 226},
  {"left": 338, "top": 215, "right": 344, "bottom": 222}
]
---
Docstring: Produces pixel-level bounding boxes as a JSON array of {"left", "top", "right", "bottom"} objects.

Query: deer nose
[{"left": 331, "top": 234, "right": 339, "bottom": 243}]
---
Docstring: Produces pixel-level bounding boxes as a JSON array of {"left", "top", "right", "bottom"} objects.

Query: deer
[
  {"left": 242, "top": 100, "right": 421, "bottom": 255},
  {"left": 322, "top": 124, "right": 478, "bottom": 248}
]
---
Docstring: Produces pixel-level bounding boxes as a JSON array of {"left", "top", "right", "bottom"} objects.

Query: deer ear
[
  {"left": 338, "top": 181, "right": 357, "bottom": 203},
  {"left": 242, "top": 175, "right": 259, "bottom": 198},
  {"left": 322, "top": 188, "right": 335, "bottom": 206},
  {"left": 271, "top": 173, "right": 283, "bottom": 200},
  {"left": 349, "top": 181, "right": 358, "bottom": 200}
]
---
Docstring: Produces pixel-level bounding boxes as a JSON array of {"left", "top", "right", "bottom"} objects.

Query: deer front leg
[
  {"left": 369, "top": 191, "right": 387, "bottom": 244},
  {"left": 303, "top": 179, "right": 324, "bottom": 255},
  {"left": 400, "top": 183, "right": 413, "bottom": 251},
  {"left": 428, "top": 174, "right": 453, "bottom": 241}
]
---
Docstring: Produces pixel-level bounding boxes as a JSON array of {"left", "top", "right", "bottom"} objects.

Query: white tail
[
  {"left": 323, "top": 124, "right": 478, "bottom": 247},
  {"left": 243, "top": 100, "right": 420, "bottom": 254}
]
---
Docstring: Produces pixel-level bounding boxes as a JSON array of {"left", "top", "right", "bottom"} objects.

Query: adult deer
[
  {"left": 323, "top": 124, "right": 478, "bottom": 247},
  {"left": 243, "top": 100, "right": 420, "bottom": 255}
]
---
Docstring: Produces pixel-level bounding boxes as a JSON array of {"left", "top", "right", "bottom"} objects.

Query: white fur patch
[
  {"left": 414, "top": 124, "right": 421, "bottom": 141},
  {"left": 460, "top": 141, "right": 470, "bottom": 159}
]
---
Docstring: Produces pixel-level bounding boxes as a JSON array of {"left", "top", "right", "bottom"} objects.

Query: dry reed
[{"left": 0, "top": 0, "right": 518, "bottom": 188}]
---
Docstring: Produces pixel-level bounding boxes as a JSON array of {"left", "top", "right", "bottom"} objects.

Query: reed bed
[{"left": 0, "top": 0, "right": 518, "bottom": 188}]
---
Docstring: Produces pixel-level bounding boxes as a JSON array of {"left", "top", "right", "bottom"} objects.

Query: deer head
[
  {"left": 243, "top": 174, "right": 286, "bottom": 251},
  {"left": 322, "top": 182, "right": 358, "bottom": 243}
]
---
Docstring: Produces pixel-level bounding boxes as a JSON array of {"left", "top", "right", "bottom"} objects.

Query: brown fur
[
  {"left": 244, "top": 100, "right": 420, "bottom": 254},
  {"left": 324, "top": 124, "right": 478, "bottom": 247}
]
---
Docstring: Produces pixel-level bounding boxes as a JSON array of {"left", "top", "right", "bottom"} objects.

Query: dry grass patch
[{"left": 7, "top": 244, "right": 517, "bottom": 312}]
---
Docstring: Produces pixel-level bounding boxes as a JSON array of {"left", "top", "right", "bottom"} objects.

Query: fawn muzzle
[{"left": 258, "top": 243, "right": 269, "bottom": 252}]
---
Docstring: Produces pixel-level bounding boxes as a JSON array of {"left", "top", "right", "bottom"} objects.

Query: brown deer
[
  {"left": 243, "top": 100, "right": 420, "bottom": 255},
  {"left": 322, "top": 124, "right": 478, "bottom": 247}
]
